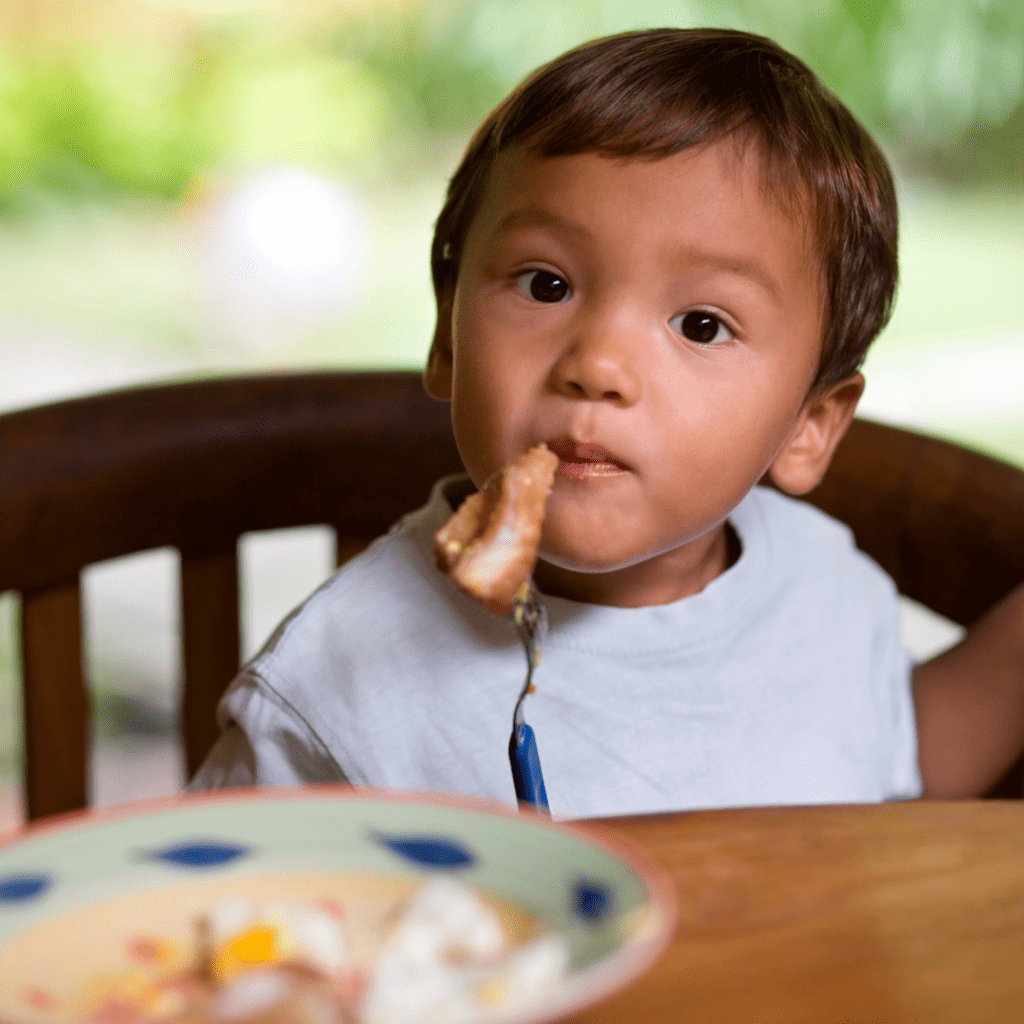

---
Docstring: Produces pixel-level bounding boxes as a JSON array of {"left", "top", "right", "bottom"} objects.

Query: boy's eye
[
  {"left": 669, "top": 310, "right": 731, "bottom": 344},
  {"left": 515, "top": 270, "right": 572, "bottom": 303}
]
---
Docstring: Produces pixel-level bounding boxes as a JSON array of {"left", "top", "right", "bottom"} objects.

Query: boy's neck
[{"left": 533, "top": 521, "right": 740, "bottom": 608}]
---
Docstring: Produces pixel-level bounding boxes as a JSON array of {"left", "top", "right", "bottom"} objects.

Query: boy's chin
[
  {"left": 537, "top": 509, "right": 697, "bottom": 575},
  {"left": 536, "top": 544, "right": 648, "bottom": 576}
]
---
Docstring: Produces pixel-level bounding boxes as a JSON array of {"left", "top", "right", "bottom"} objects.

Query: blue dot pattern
[
  {"left": 374, "top": 832, "right": 476, "bottom": 869},
  {"left": 146, "top": 840, "right": 251, "bottom": 869},
  {"left": 572, "top": 878, "right": 612, "bottom": 922},
  {"left": 0, "top": 873, "right": 51, "bottom": 904}
]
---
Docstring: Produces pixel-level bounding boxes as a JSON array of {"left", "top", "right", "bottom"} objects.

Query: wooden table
[{"left": 566, "top": 801, "right": 1024, "bottom": 1024}]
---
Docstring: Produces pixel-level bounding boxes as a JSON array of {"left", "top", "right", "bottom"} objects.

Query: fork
[{"left": 508, "top": 581, "right": 550, "bottom": 813}]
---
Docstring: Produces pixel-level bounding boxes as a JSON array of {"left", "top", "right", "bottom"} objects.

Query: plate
[{"left": 0, "top": 787, "right": 676, "bottom": 1024}]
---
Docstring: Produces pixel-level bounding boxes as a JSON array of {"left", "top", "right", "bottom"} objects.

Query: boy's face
[{"left": 427, "top": 140, "right": 862, "bottom": 606}]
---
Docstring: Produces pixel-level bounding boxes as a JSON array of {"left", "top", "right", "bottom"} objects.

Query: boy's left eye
[
  {"left": 668, "top": 310, "right": 732, "bottom": 344},
  {"left": 515, "top": 270, "right": 572, "bottom": 303}
]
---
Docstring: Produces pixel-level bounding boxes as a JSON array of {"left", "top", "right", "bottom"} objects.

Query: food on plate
[
  {"left": 199, "top": 898, "right": 350, "bottom": 984},
  {"left": 434, "top": 444, "right": 558, "bottom": 615},
  {"left": 78, "top": 877, "right": 569, "bottom": 1024}
]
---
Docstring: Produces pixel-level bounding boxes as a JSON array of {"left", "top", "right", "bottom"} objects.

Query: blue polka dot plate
[{"left": 0, "top": 787, "right": 676, "bottom": 1023}]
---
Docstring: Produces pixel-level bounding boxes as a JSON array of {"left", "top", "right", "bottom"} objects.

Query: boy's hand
[{"left": 913, "top": 582, "right": 1024, "bottom": 798}]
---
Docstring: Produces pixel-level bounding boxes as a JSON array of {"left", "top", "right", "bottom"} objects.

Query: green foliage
[
  {"left": 0, "top": 0, "right": 1020, "bottom": 211},
  {"left": 0, "top": 44, "right": 208, "bottom": 210},
  {"left": 335, "top": 3, "right": 508, "bottom": 139}
]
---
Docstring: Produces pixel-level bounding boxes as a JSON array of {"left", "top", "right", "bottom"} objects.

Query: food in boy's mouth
[
  {"left": 545, "top": 439, "right": 629, "bottom": 481},
  {"left": 78, "top": 878, "right": 569, "bottom": 1024},
  {"left": 434, "top": 444, "right": 558, "bottom": 615}
]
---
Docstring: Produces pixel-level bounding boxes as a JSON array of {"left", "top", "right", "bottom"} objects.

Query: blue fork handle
[{"left": 510, "top": 722, "right": 550, "bottom": 812}]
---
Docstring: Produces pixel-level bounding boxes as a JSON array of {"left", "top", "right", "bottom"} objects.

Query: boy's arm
[
  {"left": 188, "top": 672, "right": 351, "bottom": 790},
  {"left": 912, "top": 582, "right": 1024, "bottom": 798}
]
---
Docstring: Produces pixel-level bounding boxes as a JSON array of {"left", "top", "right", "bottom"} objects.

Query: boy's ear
[
  {"left": 423, "top": 291, "right": 454, "bottom": 401},
  {"left": 768, "top": 372, "right": 865, "bottom": 495}
]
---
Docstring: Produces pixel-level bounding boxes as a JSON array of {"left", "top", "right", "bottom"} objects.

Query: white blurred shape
[
  {"left": 899, "top": 596, "right": 964, "bottom": 663},
  {"left": 198, "top": 165, "right": 367, "bottom": 355},
  {"left": 859, "top": 329, "right": 1024, "bottom": 428}
]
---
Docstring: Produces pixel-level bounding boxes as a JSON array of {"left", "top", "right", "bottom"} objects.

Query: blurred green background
[
  {"left": 0, "top": 0, "right": 1022, "bottom": 819},
  {"left": 0, "top": 0, "right": 1022, "bottom": 204},
  {"left": 0, "top": 0, "right": 1021, "bottom": 398}
]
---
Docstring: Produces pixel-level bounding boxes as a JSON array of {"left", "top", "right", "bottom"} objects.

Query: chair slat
[
  {"left": 21, "top": 580, "right": 89, "bottom": 820},
  {"left": 180, "top": 548, "right": 240, "bottom": 781}
]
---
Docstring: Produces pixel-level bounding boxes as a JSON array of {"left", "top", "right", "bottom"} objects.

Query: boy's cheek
[{"left": 451, "top": 388, "right": 540, "bottom": 478}]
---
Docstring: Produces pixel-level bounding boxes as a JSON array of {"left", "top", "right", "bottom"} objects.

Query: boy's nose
[{"left": 550, "top": 309, "right": 642, "bottom": 406}]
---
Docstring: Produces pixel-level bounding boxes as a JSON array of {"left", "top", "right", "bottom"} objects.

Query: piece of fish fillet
[{"left": 434, "top": 444, "right": 558, "bottom": 614}]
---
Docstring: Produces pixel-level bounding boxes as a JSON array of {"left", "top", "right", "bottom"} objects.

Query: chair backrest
[
  {"left": 0, "top": 372, "right": 463, "bottom": 820},
  {"left": 2, "top": 371, "right": 1023, "bottom": 819}
]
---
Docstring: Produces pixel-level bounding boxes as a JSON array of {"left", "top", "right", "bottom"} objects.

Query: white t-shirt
[{"left": 191, "top": 479, "right": 922, "bottom": 818}]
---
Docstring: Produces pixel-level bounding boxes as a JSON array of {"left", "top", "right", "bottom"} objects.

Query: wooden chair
[{"left": 2, "top": 371, "right": 1023, "bottom": 821}]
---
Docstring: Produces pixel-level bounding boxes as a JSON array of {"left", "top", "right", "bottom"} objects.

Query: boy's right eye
[{"left": 515, "top": 270, "right": 572, "bottom": 303}]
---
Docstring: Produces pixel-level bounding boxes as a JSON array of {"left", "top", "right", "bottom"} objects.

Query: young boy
[{"left": 192, "top": 27, "right": 1024, "bottom": 816}]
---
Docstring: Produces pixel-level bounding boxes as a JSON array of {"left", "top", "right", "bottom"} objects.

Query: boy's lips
[{"left": 546, "top": 437, "right": 630, "bottom": 479}]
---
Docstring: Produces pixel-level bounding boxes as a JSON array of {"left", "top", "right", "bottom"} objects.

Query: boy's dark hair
[{"left": 431, "top": 27, "right": 898, "bottom": 393}]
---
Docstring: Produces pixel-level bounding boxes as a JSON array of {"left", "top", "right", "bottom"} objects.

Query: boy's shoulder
[
  {"left": 737, "top": 484, "right": 896, "bottom": 599},
  {"left": 249, "top": 474, "right": 502, "bottom": 665},
  {"left": 743, "top": 483, "right": 856, "bottom": 545}
]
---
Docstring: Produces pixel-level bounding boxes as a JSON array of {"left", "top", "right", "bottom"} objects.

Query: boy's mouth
[{"left": 546, "top": 438, "right": 630, "bottom": 479}]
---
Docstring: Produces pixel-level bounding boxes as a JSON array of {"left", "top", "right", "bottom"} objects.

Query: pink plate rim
[{"left": 0, "top": 785, "right": 679, "bottom": 1024}]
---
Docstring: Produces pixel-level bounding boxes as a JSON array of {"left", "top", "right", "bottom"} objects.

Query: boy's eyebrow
[
  {"left": 493, "top": 207, "right": 589, "bottom": 239},
  {"left": 678, "top": 249, "right": 784, "bottom": 305}
]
